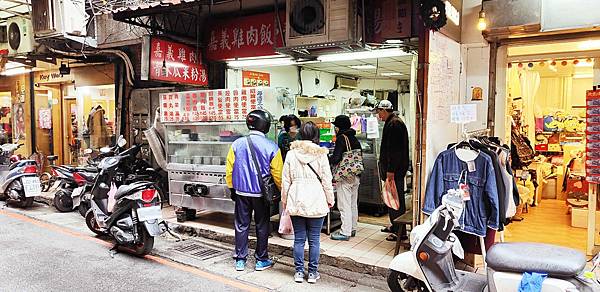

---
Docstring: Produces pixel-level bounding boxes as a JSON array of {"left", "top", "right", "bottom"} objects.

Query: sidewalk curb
[{"left": 167, "top": 219, "right": 390, "bottom": 278}]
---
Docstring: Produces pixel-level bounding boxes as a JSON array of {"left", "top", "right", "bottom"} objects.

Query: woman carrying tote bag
[
  {"left": 329, "top": 115, "right": 363, "bottom": 241},
  {"left": 281, "top": 122, "right": 334, "bottom": 284}
]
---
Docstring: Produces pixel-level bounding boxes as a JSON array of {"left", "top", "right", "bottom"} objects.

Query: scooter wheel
[
  {"left": 387, "top": 270, "right": 425, "bottom": 292},
  {"left": 85, "top": 209, "right": 104, "bottom": 236},
  {"left": 131, "top": 226, "right": 154, "bottom": 257},
  {"left": 53, "top": 190, "right": 73, "bottom": 212}
]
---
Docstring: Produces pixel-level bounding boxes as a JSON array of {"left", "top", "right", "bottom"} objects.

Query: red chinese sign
[
  {"left": 586, "top": 89, "right": 600, "bottom": 183},
  {"left": 160, "top": 88, "right": 267, "bottom": 123},
  {"left": 149, "top": 37, "right": 208, "bottom": 86},
  {"left": 242, "top": 70, "right": 270, "bottom": 87},
  {"left": 367, "top": 0, "right": 412, "bottom": 43},
  {"left": 205, "top": 12, "right": 284, "bottom": 61}
]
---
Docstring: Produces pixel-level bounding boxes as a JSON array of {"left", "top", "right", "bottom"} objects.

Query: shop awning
[{"left": 0, "top": 0, "right": 31, "bottom": 26}]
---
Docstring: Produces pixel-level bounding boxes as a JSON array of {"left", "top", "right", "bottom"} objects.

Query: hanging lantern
[
  {"left": 539, "top": 61, "right": 545, "bottom": 67},
  {"left": 573, "top": 59, "right": 580, "bottom": 65},
  {"left": 528, "top": 62, "right": 534, "bottom": 68},
  {"left": 561, "top": 60, "right": 568, "bottom": 66},
  {"left": 518, "top": 63, "right": 524, "bottom": 68},
  {"left": 508, "top": 63, "right": 513, "bottom": 68},
  {"left": 587, "top": 58, "right": 593, "bottom": 63},
  {"left": 551, "top": 61, "right": 557, "bottom": 66}
]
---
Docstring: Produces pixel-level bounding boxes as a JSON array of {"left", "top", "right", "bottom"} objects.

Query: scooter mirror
[
  {"left": 117, "top": 136, "right": 127, "bottom": 147},
  {"left": 84, "top": 149, "right": 93, "bottom": 154}
]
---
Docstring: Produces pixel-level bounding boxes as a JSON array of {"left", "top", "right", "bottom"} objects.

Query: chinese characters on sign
[
  {"left": 149, "top": 38, "right": 208, "bottom": 86},
  {"left": 586, "top": 90, "right": 600, "bottom": 183},
  {"left": 205, "top": 12, "right": 285, "bottom": 61},
  {"left": 160, "top": 88, "right": 266, "bottom": 123},
  {"left": 368, "top": 0, "right": 412, "bottom": 43},
  {"left": 242, "top": 70, "right": 270, "bottom": 87}
]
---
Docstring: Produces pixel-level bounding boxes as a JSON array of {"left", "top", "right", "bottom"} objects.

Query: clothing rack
[{"left": 463, "top": 128, "right": 491, "bottom": 139}]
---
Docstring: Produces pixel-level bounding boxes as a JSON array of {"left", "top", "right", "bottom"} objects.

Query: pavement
[{"left": 0, "top": 201, "right": 389, "bottom": 292}]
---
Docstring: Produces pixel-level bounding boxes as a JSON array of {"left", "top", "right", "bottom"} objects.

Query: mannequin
[{"left": 87, "top": 105, "right": 109, "bottom": 149}]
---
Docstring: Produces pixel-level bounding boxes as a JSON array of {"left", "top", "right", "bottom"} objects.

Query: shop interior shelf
[
  {"left": 296, "top": 96, "right": 337, "bottom": 102},
  {"left": 170, "top": 141, "right": 233, "bottom": 145}
]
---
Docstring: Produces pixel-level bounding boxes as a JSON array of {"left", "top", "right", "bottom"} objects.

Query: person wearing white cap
[{"left": 373, "top": 100, "right": 410, "bottom": 242}]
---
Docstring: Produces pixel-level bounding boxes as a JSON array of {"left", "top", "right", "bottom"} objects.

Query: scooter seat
[
  {"left": 486, "top": 242, "right": 586, "bottom": 278},
  {"left": 114, "top": 181, "right": 155, "bottom": 200}
]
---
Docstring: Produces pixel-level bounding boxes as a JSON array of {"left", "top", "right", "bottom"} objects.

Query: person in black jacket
[
  {"left": 329, "top": 115, "right": 362, "bottom": 241},
  {"left": 374, "top": 100, "right": 410, "bottom": 241}
]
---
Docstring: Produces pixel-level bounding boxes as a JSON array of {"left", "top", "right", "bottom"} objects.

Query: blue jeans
[{"left": 290, "top": 216, "right": 324, "bottom": 274}]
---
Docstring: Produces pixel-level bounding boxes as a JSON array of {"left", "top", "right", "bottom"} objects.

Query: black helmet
[{"left": 246, "top": 109, "right": 272, "bottom": 134}]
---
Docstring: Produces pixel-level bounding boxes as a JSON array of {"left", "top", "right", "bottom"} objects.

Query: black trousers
[
  {"left": 388, "top": 174, "right": 407, "bottom": 234},
  {"left": 233, "top": 195, "right": 270, "bottom": 261}
]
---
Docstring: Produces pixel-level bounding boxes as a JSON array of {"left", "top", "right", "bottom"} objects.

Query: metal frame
[{"left": 112, "top": 1, "right": 204, "bottom": 40}]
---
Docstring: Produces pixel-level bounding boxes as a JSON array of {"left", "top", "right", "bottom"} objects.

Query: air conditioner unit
[
  {"left": 32, "top": 0, "right": 89, "bottom": 38},
  {"left": 285, "top": 0, "right": 362, "bottom": 49},
  {"left": 337, "top": 76, "right": 358, "bottom": 90},
  {"left": 7, "top": 17, "right": 36, "bottom": 56}
]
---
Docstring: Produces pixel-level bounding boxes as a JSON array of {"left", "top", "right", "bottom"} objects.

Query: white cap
[{"left": 373, "top": 99, "right": 393, "bottom": 111}]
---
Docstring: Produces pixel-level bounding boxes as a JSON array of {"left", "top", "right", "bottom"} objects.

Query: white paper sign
[{"left": 450, "top": 104, "right": 477, "bottom": 124}]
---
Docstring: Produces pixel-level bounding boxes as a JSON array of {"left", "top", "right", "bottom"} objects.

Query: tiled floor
[{"left": 164, "top": 209, "right": 402, "bottom": 269}]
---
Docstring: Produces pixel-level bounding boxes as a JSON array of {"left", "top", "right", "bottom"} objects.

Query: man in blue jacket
[{"left": 226, "top": 109, "right": 283, "bottom": 272}]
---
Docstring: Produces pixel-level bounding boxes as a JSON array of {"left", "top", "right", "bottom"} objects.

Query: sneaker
[
  {"left": 255, "top": 259, "right": 274, "bottom": 271},
  {"left": 235, "top": 260, "right": 246, "bottom": 271},
  {"left": 307, "top": 272, "right": 321, "bottom": 284},
  {"left": 294, "top": 271, "right": 304, "bottom": 283},
  {"left": 330, "top": 231, "right": 350, "bottom": 241},
  {"left": 351, "top": 230, "right": 356, "bottom": 237}
]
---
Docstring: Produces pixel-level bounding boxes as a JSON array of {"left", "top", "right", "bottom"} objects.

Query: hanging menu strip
[
  {"left": 585, "top": 89, "right": 600, "bottom": 183},
  {"left": 160, "top": 88, "right": 265, "bottom": 123}
]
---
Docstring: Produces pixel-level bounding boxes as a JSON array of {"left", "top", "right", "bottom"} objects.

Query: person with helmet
[{"left": 226, "top": 109, "right": 283, "bottom": 272}]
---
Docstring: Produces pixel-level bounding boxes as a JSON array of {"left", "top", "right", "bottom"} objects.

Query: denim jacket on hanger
[{"left": 423, "top": 149, "right": 500, "bottom": 237}]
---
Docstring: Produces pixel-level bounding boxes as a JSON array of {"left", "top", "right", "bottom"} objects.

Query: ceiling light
[
  {"left": 385, "top": 39, "right": 404, "bottom": 44},
  {"left": 317, "top": 48, "right": 410, "bottom": 62},
  {"left": 227, "top": 57, "right": 296, "bottom": 68},
  {"left": 350, "top": 65, "right": 376, "bottom": 70},
  {"left": 579, "top": 40, "right": 600, "bottom": 50},
  {"left": 477, "top": 7, "right": 487, "bottom": 31},
  {"left": 380, "top": 72, "right": 404, "bottom": 76},
  {"left": 575, "top": 59, "right": 594, "bottom": 67},
  {"left": 1, "top": 67, "right": 31, "bottom": 76}
]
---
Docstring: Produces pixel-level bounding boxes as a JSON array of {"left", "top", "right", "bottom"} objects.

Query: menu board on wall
[
  {"left": 242, "top": 70, "right": 270, "bottom": 87},
  {"left": 585, "top": 89, "right": 600, "bottom": 183},
  {"left": 160, "top": 88, "right": 266, "bottom": 123}
]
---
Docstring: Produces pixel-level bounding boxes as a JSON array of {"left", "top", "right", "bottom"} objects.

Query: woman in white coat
[{"left": 281, "top": 122, "right": 334, "bottom": 284}]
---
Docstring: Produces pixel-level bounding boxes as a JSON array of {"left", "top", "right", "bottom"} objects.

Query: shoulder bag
[
  {"left": 332, "top": 134, "right": 364, "bottom": 182},
  {"left": 247, "top": 136, "right": 280, "bottom": 204}
]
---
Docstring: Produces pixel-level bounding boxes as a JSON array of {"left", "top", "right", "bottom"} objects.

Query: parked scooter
[
  {"left": 0, "top": 144, "right": 41, "bottom": 208},
  {"left": 85, "top": 137, "right": 168, "bottom": 256},
  {"left": 387, "top": 190, "right": 600, "bottom": 292},
  {"left": 49, "top": 157, "right": 99, "bottom": 213}
]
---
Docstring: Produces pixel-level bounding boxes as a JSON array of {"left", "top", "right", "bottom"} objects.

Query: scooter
[
  {"left": 85, "top": 137, "right": 168, "bottom": 256},
  {"left": 0, "top": 144, "right": 41, "bottom": 208},
  {"left": 387, "top": 189, "right": 600, "bottom": 292},
  {"left": 50, "top": 162, "right": 98, "bottom": 213}
]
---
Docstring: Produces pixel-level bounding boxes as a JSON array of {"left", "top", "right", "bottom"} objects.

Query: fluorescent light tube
[
  {"left": 349, "top": 65, "right": 377, "bottom": 69},
  {"left": 317, "top": 48, "right": 410, "bottom": 62}
]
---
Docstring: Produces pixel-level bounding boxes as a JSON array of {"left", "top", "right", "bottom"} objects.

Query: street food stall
[{"left": 161, "top": 87, "right": 276, "bottom": 221}]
